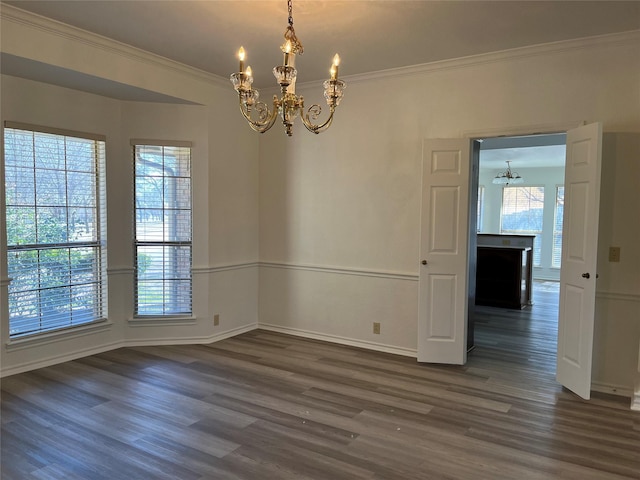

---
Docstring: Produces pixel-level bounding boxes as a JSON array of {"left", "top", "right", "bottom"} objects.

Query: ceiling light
[
  {"left": 493, "top": 161, "right": 524, "bottom": 185},
  {"left": 230, "top": 0, "right": 346, "bottom": 136}
]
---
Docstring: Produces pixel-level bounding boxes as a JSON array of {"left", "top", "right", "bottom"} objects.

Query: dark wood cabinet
[{"left": 475, "top": 234, "right": 534, "bottom": 310}]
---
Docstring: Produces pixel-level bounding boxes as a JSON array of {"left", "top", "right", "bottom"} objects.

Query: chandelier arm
[
  {"left": 238, "top": 96, "right": 280, "bottom": 133},
  {"left": 300, "top": 104, "right": 335, "bottom": 134}
]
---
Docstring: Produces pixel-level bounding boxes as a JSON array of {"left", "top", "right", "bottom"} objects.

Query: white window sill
[
  {"left": 128, "top": 316, "right": 197, "bottom": 327},
  {"left": 5, "top": 319, "right": 113, "bottom": 351}
]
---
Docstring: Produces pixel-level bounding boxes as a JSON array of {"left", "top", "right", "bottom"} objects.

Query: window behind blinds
[
  {"left": 477, "top": 185, "right": 485, "bottom": 232},
  {"left": 4, "top": 125, "right": 107, "bottom": 337},
  {"left": 133, "top": 144, "right": 192, "bottom": 316},
  {"left": 552, "top": 186, "right": 564, "bottom": 268},
  {"left": 500, "top": 186, "right": 545, "bottom": 266}
]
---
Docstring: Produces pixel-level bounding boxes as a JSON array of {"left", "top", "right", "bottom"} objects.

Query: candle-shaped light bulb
[
  {"left": 238, "top": 46, "right": 246, "bottom": 72},
  {"left": 283, "top": 40, "right": 292, "bottom": 66},
  {"left": 331, "top": 53, "right": 340, "bottom": 79},
  {"left": 246, "top": 66, "right": 252, "bottom": 78}
]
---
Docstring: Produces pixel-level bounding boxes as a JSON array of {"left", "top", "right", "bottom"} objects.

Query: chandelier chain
[{"left": 284, "top": 0, "right": 303, "bottom": 54}]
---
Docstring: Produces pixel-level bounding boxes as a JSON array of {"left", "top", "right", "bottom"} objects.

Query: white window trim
[
  {"left": 132, "top": 141, "right": 193, "bottom": 318},
  {"left": 4, "top": 122, "right": 108, "bottom": 338}
]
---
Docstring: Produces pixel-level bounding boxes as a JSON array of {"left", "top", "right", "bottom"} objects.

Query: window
[
  {"left": 477, "top": 185, "right": 485, "bottom": 232},
  {"left": 552, "top": 186, "right": 564, "bottom": 267},
  {"left": 4, "top": 124, "right": 106, "bottom": 337},
  {"left": 133, "top": 143, "right": 192, "bottom": 316},
  {"left": 500, "top": 186, "right": 544, "bottom": 266}
]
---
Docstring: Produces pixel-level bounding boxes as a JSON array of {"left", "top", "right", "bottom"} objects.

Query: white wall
[
  {"left": 1, "top": 5, "right": 638, "bottom": 402},
  {"left": 478, "top": 166, "right": 565, "bottom": 281},
  {"left": 593, "top": 133, "right": 640, "bottom": 397},
  {"left": 259, "top": 34, "right": 640, "bottom": 394},
  {"left": 0, "top": 5, "right": 261, "bottom": 374},
  {"left": 0, "top": 77, "right": 126, "bottom": 372},
  {"left": 0, "top": 74, "right": 260, "bottom": 375}
]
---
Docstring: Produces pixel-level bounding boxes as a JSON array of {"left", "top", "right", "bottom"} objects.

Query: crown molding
[
  {"left": 0, "top": 3, "right": 230, "bottom": 89},
  {"left": 321, "top": 29, "right": 640, "bottom": 88},
  {"left": 4, "top": 4, "right": 637, "bottom": 94}
]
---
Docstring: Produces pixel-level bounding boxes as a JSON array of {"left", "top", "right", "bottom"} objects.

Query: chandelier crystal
[
  {"left": 230, "top": 0, "right": 346, "bottom": 136},
  {"left": 492, "top": 161, "right": 524, "bottom": 185}
]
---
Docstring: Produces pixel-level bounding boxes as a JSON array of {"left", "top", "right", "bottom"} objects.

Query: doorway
[
  {"left": 472, "top": 133, "right": 567, "bottom": 366},
  {"left": 419, "top": 123, "right": 602, "bottom": 398}
]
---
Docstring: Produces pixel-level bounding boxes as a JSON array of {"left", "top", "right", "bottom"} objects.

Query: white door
[
  {"left": 557, "top": 122, "right": 603, "bottom": 399},
  {"left": 418, "top": 139, "right": 471, "bottom": 364}
]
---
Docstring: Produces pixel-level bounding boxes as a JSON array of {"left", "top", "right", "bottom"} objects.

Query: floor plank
[{"left": 2, "top": 281, "right": 639, "bottom": 479}]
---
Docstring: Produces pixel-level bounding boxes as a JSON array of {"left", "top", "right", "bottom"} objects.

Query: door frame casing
[
  {"left": 461, "top": 122, "right": 584, "bottom": 142},
  {"left": 418, "top": 121, "right": 587, "bottom": 364}
]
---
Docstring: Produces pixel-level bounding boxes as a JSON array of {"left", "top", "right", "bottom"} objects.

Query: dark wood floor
[{"left": 2, "top": 282, "right": 639, "bottom": 479}]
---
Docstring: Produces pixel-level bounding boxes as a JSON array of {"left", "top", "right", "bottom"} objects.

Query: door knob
[
  {"left": 582, "top": 272, "right": 590, "bottom": 279},
  {"left": 421, "top": 260, "right": 428, "bottom": 265}
]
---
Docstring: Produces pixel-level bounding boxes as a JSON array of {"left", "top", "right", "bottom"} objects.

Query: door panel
[
  {"left": 430, "top": 187, "right": 460, "bottom": 253},
  {"left": 418, "top": 139, "right": 471, "bottom": 364},
  {"left": 566, "top": 182, "right": 589, "bottom": 260},
  {"left": 557, "top": 122, "right": 602, "bottom": 399},
  {"left": 561, "top": 285, "right": 584, "bottom": 366},
  {"left": 428, "top": 275, "right": 456, "bottom": 339}
]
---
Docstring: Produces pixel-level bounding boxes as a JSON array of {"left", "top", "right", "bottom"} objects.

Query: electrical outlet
[
  {"left": 373, "top": 322, "right": 381, "bottom": 335},
  {"left": 608, "top": 247, "right": 621, "bottom": 263},
  {"left": 214, "top": 314, "right": 220, "bottom": 326}
]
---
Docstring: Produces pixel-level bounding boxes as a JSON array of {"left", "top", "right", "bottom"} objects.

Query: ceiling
[
  {"left": 480, "top": 144, "right": 566, "bottom": 171},
  {"left": 2, "top": 1, "right": 639, "bottom": 91},
  {"left": 479, "top": 134, "right": 566, "bottom": 170}
]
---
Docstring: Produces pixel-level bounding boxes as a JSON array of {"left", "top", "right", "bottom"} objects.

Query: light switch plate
[{"left": 608, "top": 247, "right": 621, "bottom": 262}]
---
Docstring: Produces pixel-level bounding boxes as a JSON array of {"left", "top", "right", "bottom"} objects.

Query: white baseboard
[
  {"left": 591, "top": 381, "right": 632, "bottom": 399},
  {"left": 258, "top": 323, "right": 418, "bottom": 358},
  {"left": 0, "top": 323, "right": 259, "bottom": 378},
  {"left": 0, "top": 341, "right": 124, "bottom": 378},
  {"left": 123, "top": 323, "right": 258, "bottom": 347}
]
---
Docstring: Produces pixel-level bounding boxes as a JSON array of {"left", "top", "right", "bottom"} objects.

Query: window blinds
[
  {"left": 133, "top": 144, "right": 192, "bottom": 316},
  {"left": 4, "top": 125, "right": 107, "bottom": 337},
  {"left": 552, "top": 186, "right": 565, "bottom": 268},
  {"left": 500, "top": 186, "right": 545, "bottom": 266}
]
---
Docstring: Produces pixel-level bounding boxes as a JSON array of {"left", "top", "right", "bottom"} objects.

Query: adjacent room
[
  {"left": 1, "top": 1, "right": 639, "bottom": 478},
  {"left": 472, "top": 134, "right": 566, "bottom": 356}
]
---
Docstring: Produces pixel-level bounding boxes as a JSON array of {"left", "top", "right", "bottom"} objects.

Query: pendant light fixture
[
  {"left": 230, "top": 0, "right": 346, "bottom": 136},
  {"left": 493, "top": 161, "right": 524, "bottom": 185}
]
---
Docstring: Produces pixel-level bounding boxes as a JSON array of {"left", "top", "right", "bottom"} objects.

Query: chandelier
[
  {"left": 230, "top": 0, "right": 346, "bottom": 136},
  {"left": 492, "top": 161, "right": 524, "bottom": 185}
]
